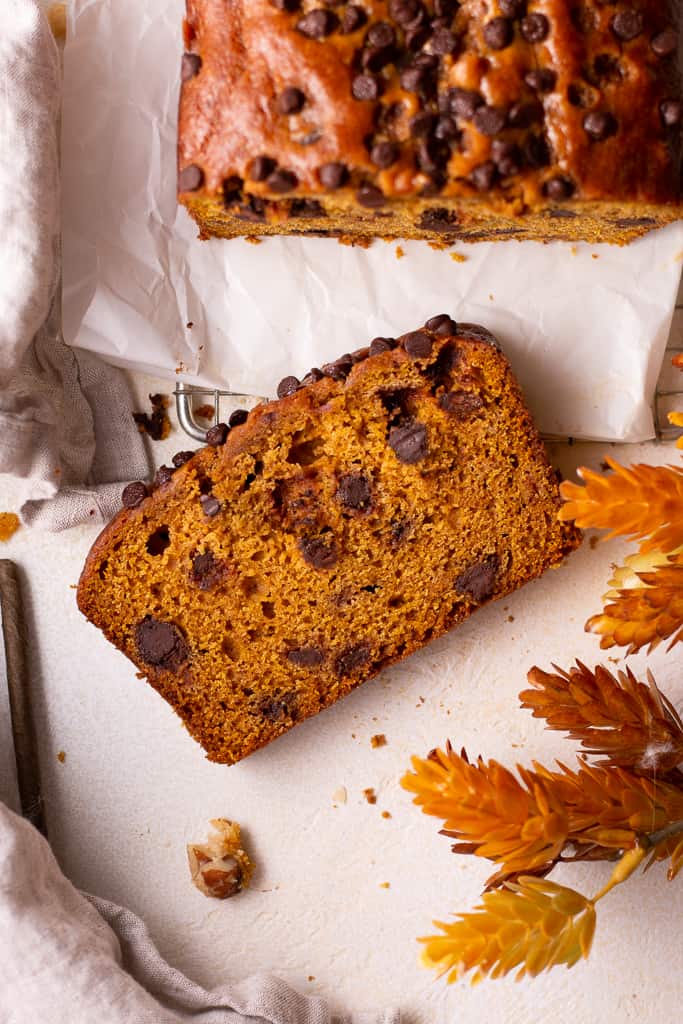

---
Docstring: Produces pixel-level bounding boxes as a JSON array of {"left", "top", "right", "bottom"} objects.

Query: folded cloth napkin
[
  {"left": 0, "top": 0, "right": 150, "bottom": 531},
  {"left": 0, "top": 803, "right": 399, "bottom": 1023}
]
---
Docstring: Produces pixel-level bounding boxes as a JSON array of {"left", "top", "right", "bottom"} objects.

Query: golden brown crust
[
  {"left": 78, "top": 319, "right": 581, "bottom": 765},
  {"left": 178, "top": 0, "right": 681, "bottom": 243}
]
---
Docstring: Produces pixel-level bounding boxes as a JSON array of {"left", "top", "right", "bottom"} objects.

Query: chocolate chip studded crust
[
  {"left": 178, "top": 0, "right": 681, "bottom": 245},
  {"left": 77, "top": 318, "right": 581, "bottom": 765}
]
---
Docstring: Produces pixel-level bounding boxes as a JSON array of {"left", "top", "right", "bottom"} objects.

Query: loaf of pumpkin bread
[
  {"left": 78, "top": 317, "right": 581, "bottom": 764},
  {"left": 178, "top": 0, "right": 680, "bottom": 245}
]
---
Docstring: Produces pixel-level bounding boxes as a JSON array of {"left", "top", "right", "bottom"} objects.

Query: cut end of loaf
[{"left": 78, "top": 318, "right": 581, "bottom": 764}]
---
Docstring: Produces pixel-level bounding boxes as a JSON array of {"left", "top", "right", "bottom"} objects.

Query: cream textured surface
[{"left": 1, "top": 393, "right": 682, "bottom": 1022}]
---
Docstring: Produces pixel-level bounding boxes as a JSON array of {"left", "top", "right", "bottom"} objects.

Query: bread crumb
[
  {"left": 592, "top": 253, "right": 599, "bottom": 259},
  {"left": 489, "top": 293, "right": 494, "bottom": 301},
  {"left": 307, "top": 976, "right": 315, "bottom": 982},
  {"left": 338, "top": 235, "right": 372, "bottom": 248},
  {"left": 370, "top": 733, "right": 387, "bottom": 749},
  {"left": 187, "top": 819, "right": 254, "bottom": 900},
  {"left": 133, "top": 394, "right": 171, "bottom": 441},
  {"left": 245, "top": 236, "right": 263, "bottom": 245},
  {"left": 570, "top": 245, "right": 578, "bottom": 255},
  {"left": 0, "top": 514, "right": 20, "bottom": 542},
  {"left": 381, "top": 810, "right": 391, "bottom": 819},
  {"left": 194, "top": 404, "right": 216, "bottom": 420},
  {"left": 48, "top": 3, "right": 66, "bottom": 40},
  {"left": 332, "top": 786, "right": 347, "bottom": 804},
  {"left": 395, "top": 246, "right": 405, "bottom": 259},
  {"left": 507, "top": 615, "right": 514, "bottom": 623},
  {"left": 186, "top": 321, "right": 194, "bottom": 329},
  {"left": 56, "top": 751, "right": 66, "bottom": 764},
  {"left": 450, "top": 252, "right": 467, "bottom": 263},
  {"left": 589, "top": 535, "right": 599, "bottom": 549},
  {"left": 379, "top": 882, "right": 390, "bottom": 889},
  {"left": 363, "top": 788, "right": 377, "bottom": 805}
]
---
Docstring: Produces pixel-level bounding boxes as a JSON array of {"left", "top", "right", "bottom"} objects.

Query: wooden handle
[{"left": 0, "top": 560, "right": 46, "bottom": 836}]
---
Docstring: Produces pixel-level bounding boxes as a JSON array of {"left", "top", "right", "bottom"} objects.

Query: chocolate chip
[
  {"left": 337, "top": 472, "right": 373, "bottom": 510},
  {"left": 430, "top": 28, "right": 458, "bottom": 55},
  {"left": 291, "top": 198, "right": 326, "bottom": 218},
  {"left": 154, "top": 465, "right": 174, "bottom": 487},
  {"left": 178, "top": 164, "right": 203, "bottom": 191},
  {"left": 341, "top": 5, "right": 367, "bottom": 33},
  {"left": 448, "top": 88, "right": 483, "bottom": 120},
  {"left": 409, "top": 112, "right": 436, "bottom": 138},
  {"left": 236, "top": 195, "right": 267, "bottom": 222},
  {"left": 651, "top": 28, "right": 677, "bottom": 58},
  {"left": 200, "top": 494, "right": 221, "bottom": 517},
  {"left": 181, "top": 53, "right": 202, "bottom": 81},
  {"left": 135, "top": 617, "right": 189, "bottom": 669},
  {"left": 524, "top": 133, "right": 551, "bottom": 168},
  {"left": 277, "top": 375, "right": 300, "bottom": 398},
  {"left": 227, "top": 409, "right": 247, "bottom": 429},
  {"left": 610, "top": 9, "right": 643, "bottom": 42},
  {"left": 366, "top": 21, "right": 395, "bottom": 47},
  {"left": 524, "top": 68, "right": 556, "bottom": 92},
  {"left": 455, "top": 554, "right": 499, "bottom": 603},
  {"left": 520, "top": 13, "right": 549, "bottom": 43},
  {"left": 357, "top": 183, "right": 385, "bottom": 207},
  {"left": 417, "top": 208, "right": 458, "bottom": 232},
  {"left": 249, "top": 156, "right": 276, "bottom": 182},
  {"left": 266, "top": 168, "right": 298, "bottom": 193},
  {"left": 172, "top": 451, "right": 194, "bottom": 467},
  {"left": 433, "top": 0, "right": 457, "bottom": 14},
  {"left": 472, "top": 105, "right": 506, "bottom": 136},
  {"left": 416, "top": 137, "right": 450, "bottom": 174},
  {"left": 318, "top": 162, "right": 349, "bottom": 189},
  {"left": 491, "top": 140, "right": 522, "bottom": 176},
  {"left": 457, "top": 323, "right": 500, "bottom": 347},
  {"left": 508, "top": 100, "right": 543, "bottom": 128},
  {"left": 205, "top": 423, "right": 229, "bottom": 446},
  {"left": 362, "top": 44, "right": 395, "bottom": 72},
  {"left": 122, "top": 481, "right": 148, "bottom": 508},
  {"left": 351, "top": 347, "right": 369, "bottom": 363},
  {"left": 469, "top": 160, "right": 498, "bottom": 191},
  {"left": 190, "top": 550, "right": 228, "bottom": 591},
  {"left": 299, "top": 533, "right": 337, "bottom": 569},
  {"left": 277, "top": 86, "right": 306, "bottom": 114},
  {"left": 322, "top": 355, "right": 353, "bottom": 380},
  {"left": 352, "top": 73, "right": 381, "bottom": 101},
  {"left": 439, "top": 390, "right": 484, "bottom": 418},
  {"left": 287, "top": 646, "right": 325, "bottom": 667},
  {"left": 371, "top": 141, "right": 399, "bottom": 168},
  {"left": 388, "top": 420, "right": 428, "bottom": 464},
  {"left": 583, "top": 111, "right": 617, "bottom": 141},
  {"left": 389, "top": 0, "right": 424, "bottom": 27},
  {"left": 544, "top": 176, "right": 575, "bottom": 200},
  {"left": 499, "top": 0, "right": 526, "bottom": 15},
  {"left": 296, "top": 9, "right": 338, "bottom": 37},
  {"left": 369, "top": 337, "right": 395, "bottom": 355},
  {"left": 335, "top": 643, "right": 371, "bottom": 677},
  {"left": 270, "top": 0, "right": 302, "bottom": 9},
  {"left": 483, "top": 17, "right": 513, "bottom": 50},
  {"left": 661, "top": 99, "right": 682, "bottom": 127},
  {"left": 399, "top": 65, "right": 432, "bottom": 93},
  {"left": 425, "top": 314, "right": 457, "bottom": 335},
  {"left": 260, "top": 692, "right": 298, "bottom": 722},
  {"left": 435, "top": 116, "right": 459, "bottom": 141},
  {"left": 405, "top": 25, "right": 430, "bottom": 50},
  {"left": 223, "top": 175, "right": 244, "bottom": 205},
  {"left": 403, "top": 330, "right": 433, "bottom": 359},
  {"left": 301, "top": 367, "right": 325, "bottom": 385}
]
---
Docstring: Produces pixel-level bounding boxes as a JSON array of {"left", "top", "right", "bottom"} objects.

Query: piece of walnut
[{"left": 187, "top": 819, "right": 254, "bottom": 900}]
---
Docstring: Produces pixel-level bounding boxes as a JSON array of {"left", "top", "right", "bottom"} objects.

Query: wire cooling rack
[{"left": 175, "top": 309, "right": 683, "bottom": 445}]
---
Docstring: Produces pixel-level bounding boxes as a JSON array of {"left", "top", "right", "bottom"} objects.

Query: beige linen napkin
[
  {"left": 0, "top": 803, "right": 398, "bottom": 1023},
  {"left": 0, "top": 0, "right": 150, "bottom": 531}
]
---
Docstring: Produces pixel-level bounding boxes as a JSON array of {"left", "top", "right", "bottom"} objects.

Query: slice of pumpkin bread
[{"left": 78, "top": 317, "right": 580, "bottom": 764}]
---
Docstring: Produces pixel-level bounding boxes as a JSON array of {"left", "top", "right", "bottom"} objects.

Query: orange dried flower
[
  {"left": 559, "top": 459, "right": 683, "bottom": 555},
  {"left": 521, "top": 662, "right": 683, "bottom": 773}
]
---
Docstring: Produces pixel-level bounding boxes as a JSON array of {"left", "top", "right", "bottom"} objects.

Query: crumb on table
[
  {"left": 56, "top": 750, "right": 66, "bottom": 764},
  {"left": 395, "top": 246, "right": 405, "bottom": 259},
  {"left": 245, "top": 236, "right": 262, "bottom": 245},
  {"left": 381, "top": 810, "right": 392, "bottom": 819},
  {"left": 450, "top": 252, "right": 467, "bottom": 263},
  {"left": 133, "top": 393, "right": 171, "bottom": 441},
  {"left": 371, "top": 733, "right": 387, "bottom": 749},
  {"left": 379, "top": 882, "right": 390, "bottom": 889},
  {"left": 363, "top": 788, "right": 377, "bottom": 805},
  {"left": 187, "top": 819, "right": 254, "bottom": 900},
  {"left": 332, "top": 786, "right": 347, "bottom": 805},
  {"left": 0, "top": 513, "right": 20, "bottom": 542}
]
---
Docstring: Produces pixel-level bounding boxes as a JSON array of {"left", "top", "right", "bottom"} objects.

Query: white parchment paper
[{"left": 61, "top": 0, "right": 683, "bottom": 442}]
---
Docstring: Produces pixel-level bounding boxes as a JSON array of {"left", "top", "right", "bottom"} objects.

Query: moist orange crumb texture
[{"left": 78, "top": 321, "right": 580, "bottom": 765}]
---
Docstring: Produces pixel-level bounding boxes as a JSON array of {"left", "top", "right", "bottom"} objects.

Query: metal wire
[{"left": 175, "top": 346, "right": 683, "bottom": 446}]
